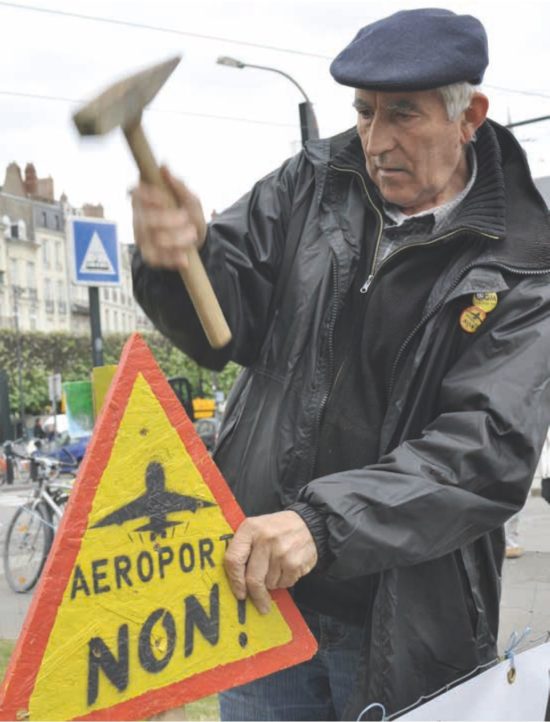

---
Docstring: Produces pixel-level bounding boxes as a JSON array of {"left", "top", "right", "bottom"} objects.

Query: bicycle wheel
[{"left": 3, "top": 501, "right": 54, "bottom": 593}]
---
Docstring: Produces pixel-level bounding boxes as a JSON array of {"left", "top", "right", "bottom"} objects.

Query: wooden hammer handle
[{"left": 124, "top": 123, "right": 232, "bottom": 349}]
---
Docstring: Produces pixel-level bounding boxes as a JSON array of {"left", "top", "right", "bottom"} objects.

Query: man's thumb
[{"left": 160, "top": 165, "right": 197, "bottom": 208}]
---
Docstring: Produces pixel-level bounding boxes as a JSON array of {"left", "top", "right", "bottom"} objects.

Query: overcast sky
[{"left": 1, "top": 0, "right": 550, "bottom": 242}]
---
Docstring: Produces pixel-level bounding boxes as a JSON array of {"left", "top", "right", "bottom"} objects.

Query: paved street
[
  {"left": 0, "top": 486, "right": 34, "bottom": 640},
  {"left": 499, "top": 494, "right": 550, "bottom": 652},
  {"left": 0, "top": 486, "right": 548, "bottom": 652}
]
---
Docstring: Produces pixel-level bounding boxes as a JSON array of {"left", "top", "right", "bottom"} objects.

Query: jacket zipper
[
  {"left": 314, "top": 166, "right": 387, "bottom": 426},
  {"left": 329, "top": 163, "right": 500, "bottom": 294},
  {"left": 387, "top": 262, "right": 550, "bottom": 397},
  {"left": 330, "top": 164, "right": 384, "bottom": 294},
  {"left": 316, "top": 260, "right": 340, "bottom": 426},
  {"left": 329, "top": 163, "right": 515, "bottom": 398}
]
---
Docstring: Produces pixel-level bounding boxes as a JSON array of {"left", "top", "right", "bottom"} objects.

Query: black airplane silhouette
[{"left": 92, "top": 461, "right": 215, "bottom": 540}]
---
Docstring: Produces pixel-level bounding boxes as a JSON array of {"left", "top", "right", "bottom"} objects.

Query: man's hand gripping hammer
[{"left": 73, "top": 56, "right": 232, "bottom": 350}]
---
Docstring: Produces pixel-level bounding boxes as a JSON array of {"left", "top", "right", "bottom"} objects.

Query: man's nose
[{"left": 365, "top": 114, "right": 394, "bottom": 157}]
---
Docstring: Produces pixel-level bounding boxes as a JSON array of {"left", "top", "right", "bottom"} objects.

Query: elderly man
[{"left": 131, "top": 8, "right": 550, "bottom": 720}]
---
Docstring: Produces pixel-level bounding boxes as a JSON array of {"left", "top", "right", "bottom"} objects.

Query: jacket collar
[{"left": 307, "top": 120, "right": 550, "bottom": 270}]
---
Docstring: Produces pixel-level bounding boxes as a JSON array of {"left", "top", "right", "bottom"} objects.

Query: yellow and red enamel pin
[{"left": 460, "top": 292, "right": 499, "bottom": 333}]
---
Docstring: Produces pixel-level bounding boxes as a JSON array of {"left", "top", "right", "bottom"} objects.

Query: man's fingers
[
  {"left": 225, "top": 522, "right": 273, "bottom": 614},
  {"left": 131, "top": 182, "right": 173, "bottom": 210},
  {"left": 131, "top": 167, "right": 207, "bottom": 270},
  {"left": 136, "top": 207, "right": 190, "bottom": 234},
  {"left": 277, "top": 554, "right": 316, "bottom": 589},
  {"left": 224, "top": 530, "right": 253, "bottom": 601},
  {"left": 161, "top": 166, "right": 207, "bottom": 249},
  {"left": 265, "top": 562, "right": 283, "bottom": 591},
  {"left": 161, "top": 166, "right": 196, "bottom": 206},
  {"left": 245, "top": 545, "right": 272, "bottom": 615}
]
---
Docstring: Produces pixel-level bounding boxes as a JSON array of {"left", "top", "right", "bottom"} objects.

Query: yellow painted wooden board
[
  {"left": 0, "top": 334, "right": 317, "bottom": 721},
  {"left": 91, "top": 364, "right": 117, "bottom": 418}
]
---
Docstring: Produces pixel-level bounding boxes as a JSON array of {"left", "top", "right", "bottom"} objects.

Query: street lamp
[{"left": 216, "top": 56, "right": 319, "bottom": 147}]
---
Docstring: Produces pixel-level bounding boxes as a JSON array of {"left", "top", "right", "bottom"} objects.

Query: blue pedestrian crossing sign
[{"left": 68, "top": 217, "right": 121, "bottom": 286}]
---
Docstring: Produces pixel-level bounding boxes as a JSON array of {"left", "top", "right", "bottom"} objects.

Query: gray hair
[{"left": 438, "top": 82, "right": 479, "bottom": 121}]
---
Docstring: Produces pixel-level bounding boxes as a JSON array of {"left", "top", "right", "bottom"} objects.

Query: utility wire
[
  {"left": 2, "top": 2, "right": 550, "bottom": 100},
  {"left": 0, "top": 1, "right": 332, "bottom": 60},
  {"left": 486, "top": 84, "right": 550, "bottom": 100},
  {"left": 506, "top": 114, "right": 550, "bottom": 129},
  {"left": 0, "top": 89, "right": 296, "bottom": 128}
]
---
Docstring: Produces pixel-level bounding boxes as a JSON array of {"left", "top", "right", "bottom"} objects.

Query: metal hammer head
[{"left": 73, "top": 55, "right": 181, "bottom": 136}]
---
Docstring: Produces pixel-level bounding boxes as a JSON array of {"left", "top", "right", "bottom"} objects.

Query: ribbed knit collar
[{"left": 324, "top": 119, "right": 550, "bottom": 269}]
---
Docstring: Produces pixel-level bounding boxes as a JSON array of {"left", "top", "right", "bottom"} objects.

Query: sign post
[
  {"left": 67, "top": 217, "right": 121, "bottom": 368},
  {"left": 89, "top": 287, "right": 104, "bottom": 367}
]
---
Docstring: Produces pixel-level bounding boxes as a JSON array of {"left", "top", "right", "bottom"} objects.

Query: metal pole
[
  {"left": 88, "top": 287, "right": 104, "bottom": 367},
  {"left": 299, "top": 101, "right": 320, "bottom": 146},
  {"left": 217, "top": 57, "right": 320, "bottom": 148},
  {"left": 239, "top": 62, "right": 313, "bottom": 103}
]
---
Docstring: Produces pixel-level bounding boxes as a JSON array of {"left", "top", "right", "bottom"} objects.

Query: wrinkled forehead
[{"left": 353, "top": 87, "right": 445, "bottom": 113}]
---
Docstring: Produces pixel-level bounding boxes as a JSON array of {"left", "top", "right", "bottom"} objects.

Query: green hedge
[{"left": 0, "top": 330, "right": 240, "bottom": 416}]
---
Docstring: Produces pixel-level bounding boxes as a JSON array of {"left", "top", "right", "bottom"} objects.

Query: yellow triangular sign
[{"left": 0, "top": 334, "right": 317, "bottom": 720}]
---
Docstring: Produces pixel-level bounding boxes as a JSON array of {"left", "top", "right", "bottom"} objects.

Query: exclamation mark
[{"left": 237, "top": 599, "right": 248, "bottom": 647}]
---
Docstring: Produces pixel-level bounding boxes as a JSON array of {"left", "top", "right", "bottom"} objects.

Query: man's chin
[{"left": 377, "top": 187, "right": 414, "bottom": 209}]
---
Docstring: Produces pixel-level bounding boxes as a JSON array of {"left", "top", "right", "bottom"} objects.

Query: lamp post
[{"left": 217, "top": 56, "right": 319, "bottom": 147}]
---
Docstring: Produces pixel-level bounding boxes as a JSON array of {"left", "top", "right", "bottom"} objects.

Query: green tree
[{"left": 0, "top": 330, "right": 240, "bottom": 416}]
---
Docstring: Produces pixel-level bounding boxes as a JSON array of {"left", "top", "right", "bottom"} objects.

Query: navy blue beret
[{"left": 330, "top": 8, "right": 488, "bottom": 91}]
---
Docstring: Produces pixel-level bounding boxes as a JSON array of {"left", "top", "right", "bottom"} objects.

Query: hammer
[{"left": 73, "top": 56, "right": 232, "bottom": 350}]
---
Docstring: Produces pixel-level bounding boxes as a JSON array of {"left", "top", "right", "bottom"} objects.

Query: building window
[
  {"left": 55, "top": 241, "right": 63, "bottom": 270},
  {"left": 57, "top": 280, "right": 66, "bottom": 314},
  {"left": 45, "top": 278, "right": 54, "bottom": 314},
  {"left": 42, "top": 211, "right": 47, "bottom": 227},
  {"left": 10, "top": 258, "right": 18, "bottom": 287},
  {"left": 105, "top": 308, "right": 110, "bottom": 329},
  {"left": 42, "top": 239, "right": 50, "bottom": 268},
  {"left": 55, "top": 215, "right": 60, "bottom": 230},
  {"left": 26, "top": 261, "right": 36, "bottom": 291}
]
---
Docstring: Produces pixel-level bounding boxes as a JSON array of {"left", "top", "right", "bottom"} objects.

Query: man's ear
[{"left": 461, "top": 92, "right": 489, "bottom": 143}]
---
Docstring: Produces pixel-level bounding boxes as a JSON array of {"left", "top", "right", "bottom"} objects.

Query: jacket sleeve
[
  {"left": 132, "top": 153, "right": 307, "bottom": 370},
  {"left": 291, "top": 275, "right": 550, "bottom": 579}
]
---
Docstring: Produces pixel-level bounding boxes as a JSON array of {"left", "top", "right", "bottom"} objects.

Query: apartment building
[{"left": 0, "top": 161, "right": 151, "bottom": 335}]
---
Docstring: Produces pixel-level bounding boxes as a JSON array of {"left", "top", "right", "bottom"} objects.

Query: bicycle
[{"left": 2, "top": 445, "right": 74, "bottom": 593}]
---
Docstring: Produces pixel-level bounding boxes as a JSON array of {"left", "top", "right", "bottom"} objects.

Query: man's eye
[
  {"left": 394, "top": 111, "right": 415, "bottom": 121},
  {"left": 359, "top": 111, "right": 373, "bottom": 121}
]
